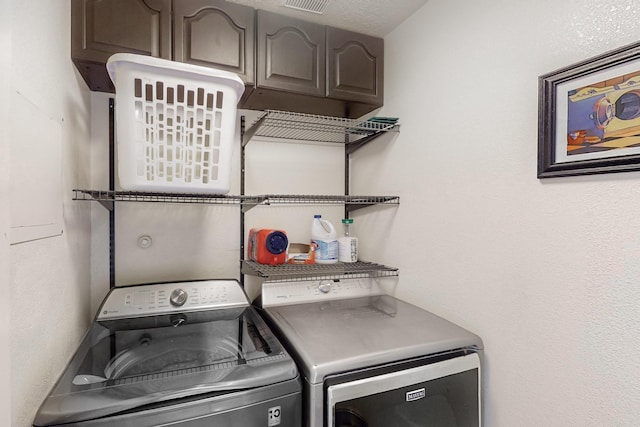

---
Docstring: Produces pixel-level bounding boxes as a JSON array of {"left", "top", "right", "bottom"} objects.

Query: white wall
[
  {"left": 8, "top": 1, "right": 92, "bottom": 426},
  {"left": 365, "top": 0, "right": 640, "bottom": 425},
  {"left": 10, "top": 0, "right": 640, "bottom": 425},
  {"left": 0, "top": 0, "right": 11, "bottom": 422}
]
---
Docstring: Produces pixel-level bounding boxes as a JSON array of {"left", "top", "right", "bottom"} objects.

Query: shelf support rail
[
  {"left": 240, "top": 116, "right": 247, "bottom": 287},
  {"left": 108, "top": 98, "right": 116, "bottom": 288}
]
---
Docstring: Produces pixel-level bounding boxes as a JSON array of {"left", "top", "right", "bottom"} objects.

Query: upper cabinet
[
  {"left": 240, "top": 10, "right": 383, "bottom": 118},
  {"left": 327, "top": 27, "right": 384, "bottom": 107},
  {"left": 256, "top": 10, "right": 325, "bottom": 97},
  {"left": 71, "top": 0, "right": 253, "bottom": 92},
  {"left": 71, "top": 0, "right": 172, "bottom": 92},
  {"left": 71, "top": 1, "right": 384, "bottom": 118},
  {"left": 173, "top": 0, "right": 255, "bottom": 86}
]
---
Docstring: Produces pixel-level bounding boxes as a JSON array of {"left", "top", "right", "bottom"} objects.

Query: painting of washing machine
[
  {"left": 567, "top": 71, "right": 640, "bottom": 156},
  {"left": 538, "top": 41, "right": 640, "bottom": 178}
]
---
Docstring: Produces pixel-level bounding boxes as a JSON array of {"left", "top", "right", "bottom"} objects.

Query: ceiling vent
[{"left": 284, "top": 0, "right": 329, "bottom": 14}]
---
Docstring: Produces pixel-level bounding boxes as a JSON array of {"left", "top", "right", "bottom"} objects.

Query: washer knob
[
  {"left": 170, "top": 288, "right": 188, "bottom": 307},
  {"left": 318, "top": 280, "right": 332, "bottom": 294}
]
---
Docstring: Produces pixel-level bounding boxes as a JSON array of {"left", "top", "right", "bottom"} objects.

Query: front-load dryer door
[{"left": 326, "top": 352, "right": 481, "bottom": 427}]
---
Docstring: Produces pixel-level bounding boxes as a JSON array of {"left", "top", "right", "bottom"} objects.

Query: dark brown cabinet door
[
  {"left": 173, "top": 0, "right": 255, "bottom": 85},
  {"left": 70, "top": 1, "right": 384, "bottom": 117},
  {"left": 327, "top": 27, "right": 384, "bottom": 107},
  {"left": 71, "top": 0, "right": 171, "bottom": 92},
  {"left": 256, "top": 10, "right": 325, "bottom": 97}
]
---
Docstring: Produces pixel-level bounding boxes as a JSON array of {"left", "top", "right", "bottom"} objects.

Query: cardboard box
[{"left": 287, "top": 243, "right": 315, "bottom": 264}]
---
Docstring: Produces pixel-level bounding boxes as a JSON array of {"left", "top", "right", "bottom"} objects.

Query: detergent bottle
[{"left": 311, "top": 215, "right": 338, "bottom": 264}]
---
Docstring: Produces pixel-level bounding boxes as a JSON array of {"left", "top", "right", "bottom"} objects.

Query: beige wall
[
  {"left": 7, "top": 0, "right": 640, "bottom": 425},
  {"left": 8, "top": 1, "right": 92, "bottom": 425},
  {"left": 374, "top": 0, "right": 640, "bottom": 425},
  {"left": 1, "top": 0, "right": 11, "bottom": 423}
]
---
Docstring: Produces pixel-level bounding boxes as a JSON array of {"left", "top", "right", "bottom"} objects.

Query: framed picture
[{"left": 538, "top": 41, "right": 640, "bottom": 178}]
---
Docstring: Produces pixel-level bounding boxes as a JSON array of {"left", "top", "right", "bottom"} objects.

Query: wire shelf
[
  {"left": 243, "top": 110, "right": 399, "bottom": 144},
  {"left": 256, "top": 194, "right": 399, "bottom": 206},
  {"left": 74, "top": 190, "right": 399, "bottom": 211},
  {"left": 73, "top": 189, "right": 244, "bottom": 207},
  {"left": 243, "top": 260, "right": 399, "bottom": 282}
]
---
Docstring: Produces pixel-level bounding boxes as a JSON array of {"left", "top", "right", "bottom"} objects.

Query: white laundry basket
[{"left": 106, "top": 53, "right": 245, "bottom": 194}]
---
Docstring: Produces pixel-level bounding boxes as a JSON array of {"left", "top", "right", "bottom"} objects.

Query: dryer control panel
[
  {"left": 97, "top": 280, "right": 249, "bottom": 320},
  {"left": 261, "top": 278, "right": 385, "bottom": 307}
]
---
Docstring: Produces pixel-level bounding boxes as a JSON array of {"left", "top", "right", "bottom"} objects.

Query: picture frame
[{"left": 538, "top": 40, "right": 640, "bottom": 178}]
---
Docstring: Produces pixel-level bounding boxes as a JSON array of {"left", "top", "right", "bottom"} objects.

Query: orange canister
[{"left": 248, "top": 229, "right": 288, "bottom": 265}]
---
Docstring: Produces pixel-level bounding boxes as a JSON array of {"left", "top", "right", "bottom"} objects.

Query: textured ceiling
[{"left": 226, "top": 0, "right": 429, "bottom": 37}]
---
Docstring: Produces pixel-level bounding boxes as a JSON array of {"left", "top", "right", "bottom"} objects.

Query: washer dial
[
  {"left": 318, "top": 280, "right": 333, "bottom": 294},
  {"left": 170, "top": 288, "right": 188, "bottom": 307}
]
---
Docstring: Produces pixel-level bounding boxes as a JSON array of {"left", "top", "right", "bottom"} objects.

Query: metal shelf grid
[
  {"left": 242, "top": 110, "right": 399, "bottom": 145},
  {"left": 78, "top": 105, "right": 401, "bottom": 286},
  {"left": 73, "top": 189, "right": 245, "bottom": 210},
  {"left": 74, "top": 190, "right": 399, "bottom": 211},
  {"left": 242, "top": 260, "right": 399, "bottom": 282},
  {"left": 243, "top": 194, "right": 400, "bottom": 214},
  {"left": 259, "top": 194, "right": 398, "bottom": 204}
]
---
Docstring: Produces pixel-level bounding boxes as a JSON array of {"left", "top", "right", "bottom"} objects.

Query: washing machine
[
  {"left": 257, "top": 277, "right": 483, "bottom": 427},
  {"left": 33, "top": 280, "right": 301, "bottom": 426}
]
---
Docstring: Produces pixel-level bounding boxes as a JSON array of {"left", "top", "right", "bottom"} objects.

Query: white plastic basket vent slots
[{"left": 106, "top": 53, "right": 245, "bottom": 194}]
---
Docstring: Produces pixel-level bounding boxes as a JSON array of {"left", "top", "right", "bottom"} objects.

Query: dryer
[{"left": 257, "top": 277, "right": 483, "bottom": 427}]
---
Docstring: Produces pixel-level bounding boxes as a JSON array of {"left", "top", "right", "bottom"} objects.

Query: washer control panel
[
  {"left": 97, "top": 280, "right": 249, "bottom": 320},
  {"left": 261, "top": 278, "right": 385, "bottom": 307}
]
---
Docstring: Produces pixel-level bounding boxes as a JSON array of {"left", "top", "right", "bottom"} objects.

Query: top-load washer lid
[
  {"left": 262, "top": 291, "right": 483, "bottom": 384},
  {"left": 33, "top": 280, "right": 298, "bottom": 426}
]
